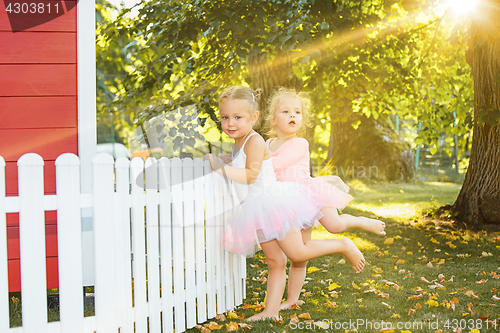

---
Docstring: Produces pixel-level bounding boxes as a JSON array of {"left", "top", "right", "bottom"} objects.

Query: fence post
[
  {"left": 0, "top": 156, "right": 8, "bottom": 333},
  {"left": 204, "top": 161, "right": 217, "bottom": 319},
  {"left": 18, "top": 153, "right": 47, "bottom": 333},
  {"left": 55, "top": 153, "right": 84, "bottom": 333},
  {"left": 92, "top": 153, "right": 118, "bottom": 332}
]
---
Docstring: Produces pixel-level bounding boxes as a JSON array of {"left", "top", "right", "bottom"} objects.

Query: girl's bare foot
[
  {"left": 359, "top": 217, "right": 386, "bottom": 236},
  {"left": 279, "top": 299, "right": 305, "bottom": 310},
  {"left": 246, "top": 312, "right": 282, "bottom": 322},
  {"left": 339, "top": 238, "right": 365, "bottom": 273}
]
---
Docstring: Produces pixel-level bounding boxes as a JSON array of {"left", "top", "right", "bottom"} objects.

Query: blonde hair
[
  {"left": 219, "top": 86, "right": 262, "bottom": 116},
  {"left": 266, "top": 87, "right": 313, "bottom": 137}
]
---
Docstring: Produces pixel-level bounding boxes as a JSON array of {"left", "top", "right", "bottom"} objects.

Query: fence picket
[
  {"left": 171, "top": 158, "right": 186, "bottom": 332},
  {"left": 204, "top": 163, "right": 217, "bottom": 319},
  {"left": 55, "top": 154, "right": 84, "bottom": 333},
  {"left": 145, "top": 158, "right": 161, "bottom": 332},
  {"left": 130, "top": 157, "right": 148, "bottom": 333},
  {"left": 18, "top": 153, "right": 48, "bottom": 333},
  {"left": 114, "top": 157, "right": 134, "bottom": 333},
  {"left": 158, "top": 158, "right": 174, "bottom": 333},
  {"left": 194, "top": 159, "right": 207, "bottom": 323},
  {"left": 92, "top": 153, "right": 118, "bottom": 333},
  {"left": 182, "top": 158, "right": 197, "bottom": 328},
  {"left": 0, "top": 157, "right": 8, "bottom": 333},
  {"left": 214, "top": 173, "right": 225, "bottom": 314}
]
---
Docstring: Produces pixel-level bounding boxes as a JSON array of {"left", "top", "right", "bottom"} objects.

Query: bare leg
[
  {"left": 280, "top": 227, "right": 311, "bottom": 310},
  {"left": 246, "top": 240, "right": 287, "bottom": 322},
  {"left": 277, "top": 231, "right": 365, "bottom": 273},
  {"left": 319, "top": 207, "right": 385, "bottom": 235}
]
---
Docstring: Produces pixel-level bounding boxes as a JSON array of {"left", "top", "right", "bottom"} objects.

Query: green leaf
[{"left": 430, "top": 147, "right": 438, "bottom": 155}]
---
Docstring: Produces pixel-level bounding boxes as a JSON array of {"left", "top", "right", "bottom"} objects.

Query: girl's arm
[
  {"left": 271, "top": 138, "right": 309, "bottom": 170},
  {"left": 205, "top": 136, "right": 265, "bottom": 184}
]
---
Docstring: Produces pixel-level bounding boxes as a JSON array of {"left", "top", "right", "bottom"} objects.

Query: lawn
[{"left": 190, "top": 181, "right": 500, "bottom": 333}]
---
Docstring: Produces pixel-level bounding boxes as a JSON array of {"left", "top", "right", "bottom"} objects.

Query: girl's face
[
  {"left": 219, "top": 98, "right": 258, "bottom": 140},
  {"left": 271, "top": 97, "right": 303, "bottom": 136}
]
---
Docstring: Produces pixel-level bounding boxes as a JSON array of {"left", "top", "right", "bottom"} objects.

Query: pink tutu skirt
[
  {"left": 297, "top": 176, "right": 353, "bottom": 210},
  {"left": 223, "top": 182, "right": 324, "bottom": 257}
]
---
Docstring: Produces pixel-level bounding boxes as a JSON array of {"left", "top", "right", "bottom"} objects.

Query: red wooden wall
[{"left": 0, "top": 0, "right": 78, "bottom": 292}]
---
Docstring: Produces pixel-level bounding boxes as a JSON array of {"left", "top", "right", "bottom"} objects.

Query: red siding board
[
  {"left": 0, "top": 32, "right": 77, "bottom": 64},
  {"left": 8, "top": 257, "right": 59, "bottom": 291},
  {"left": 0, "top": 96, "right": 77, "bottom": 129},
  {"left": 6, "top": 219, "right": 58, "bottom": 259},
  {"left": 0, "top": 128, "right": 78, "bottom": 162},
  {"left": 0, "top": 64, "right": 76, "bottom": 96},
  {"left": 0, "top": 1, "right": 76, "bottom": 32}
]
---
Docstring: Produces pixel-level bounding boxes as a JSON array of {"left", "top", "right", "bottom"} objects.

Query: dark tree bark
[
  {"left": 452, "top": 2, "right": 500, "bottom": 227},
  {"left": 247, "top": 50, "right": 302, "bottom": 137}
]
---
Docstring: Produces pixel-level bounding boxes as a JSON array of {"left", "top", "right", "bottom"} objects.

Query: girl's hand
[
  {"left": 203, "top": 153, "right": 223, "bottom": 171},
  {"left": 218, "top": 153, "right": 232, "bottom": 165}
]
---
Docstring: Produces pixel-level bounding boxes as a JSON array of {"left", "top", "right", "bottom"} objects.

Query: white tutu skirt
[{"left": 223, "top": 181, "right": 324, "bottom": 257}]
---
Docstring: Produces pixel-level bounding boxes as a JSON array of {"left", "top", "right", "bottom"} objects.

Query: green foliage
[{"left": 97, "top": 0, "right": 475, "bottom": 164}]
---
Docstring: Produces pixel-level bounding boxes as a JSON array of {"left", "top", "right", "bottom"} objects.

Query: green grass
[{"left": 188, "top": 181, "right": 500, "bottom": 332}]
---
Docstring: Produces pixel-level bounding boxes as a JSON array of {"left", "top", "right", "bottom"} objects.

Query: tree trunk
[
  {"left": 452, "top": 7, "right": 500, "bottom": 227},
  {"left": 247, "top": 49, "right": 301, "bottom": 137}
]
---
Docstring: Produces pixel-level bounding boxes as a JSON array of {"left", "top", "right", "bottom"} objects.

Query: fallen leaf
[
  {"left": 314, "top": 321, "right": 329, "bottom": 329},
  {"left": 328, "top": 283, "right": 341, "bottom": 291},
  {"left": 238, "top": 323, "right": 252, "bottom": 329},
  {"left": 408, "top": 308, "right": 416, "bottom": 315},
  {"left": 396, "top": 259, "right": 405, "bottom": 264},
  {"left": 326, "top": 300, "right": 337, "bottom": 307},
  {"left": 421, "top": 277, "right": 431, "bottom": 284},
  {"left": 408, "top": 294, "right": 423, "bottom": 300},
  {"left": 227, "top": 322, "right": 239, "bottom": 331},
  {"left": 382, "top": 302, "right": 393, "bottom": 309},
  {"left": 415, "top": 303, "right": 422, "bottom": 309},
  {"left": 430, "top": 238, "right": 439, "bottom": 244},
  {"left": 207, "top": 321, "right": 222, "bottom": 330},
  {"left": 492, "top": 295, "right": 500, "bottom": 301},
  {"left": 298, "top": 313, "right": 311, "bottom": 319},
  {"left": 385, "top": 238, "right": 394, "bottom": 244},
  {"left": 352, "top": 281, "right": 360, "bottom": 290},
  {"left": 337, "top": 259, "right": 346, "bottom": 264},
  {"left": 289, "top": 314, "right": 299, "bottom": 324},
  {"left": 290, "top": 303, "right": 302, "bottom": 310},
  {"left": 307, "top": 266, "right": 321, "bottom": 274},
  {"left": 391, "top": 313, "right": 400, "bottom": 318},
  {"left": 476, "top": 279, "right": 488, "bottom": 284},
  {"left": 427, "top": 299, "right": 439, "bottom": 307},
  {"left": 227, "top": 312, "right": 238, "bottom": 320},
  {"left": 215, "top": 314, "right": 226, "bottom": 321},
  {"left": 465, "top": 290, "right": 480, "bottom": 299}
]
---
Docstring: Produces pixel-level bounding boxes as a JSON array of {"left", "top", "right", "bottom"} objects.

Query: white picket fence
[{"left": 0, "top": 153, "right": 246, "bottom": 333}]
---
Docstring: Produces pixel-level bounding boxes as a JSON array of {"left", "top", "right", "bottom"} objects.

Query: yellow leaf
[
  {"left": 407, "top": 251, "right": 413, "bottom": 255},
  {"left": 238, "top": 323, "right": 252, "bottom": 329},
  {"left": 384, "top": 238, "right": 394, "bottom": 244},
  {"left": 326, "top": 300, "right": 337, "bottom": 307},
  {"left": 307, "top": 266, "right": 321, "bottom": 274},
  {"left": 207, "top": 321, "right": 222, "bottom": 330},
  {"left": 215, "top": 314, "right": 226, "bottom": 321},
  {"left": 227, "top": 312, "right": 238, "bottom": 319},
  {"left": 470, "top": 329, "right": 480, "bottom": 333},
  {"left": 430, "top": 238, "right": 439, "bottom": 244},
  {"left": 427, "top": 300, "right": 439, "bottom": 307},
  {"left": 396, "top": 259, "right": 405, "bottom": 264},
  {"left": 328, "top": 283, "right": 341, "bottom": 291},
  {"left": 352, "top": 281, "right": 360, "bottom": 290},
  {"left": 391, "top": 313, "right": 400, "bottom": 318}
]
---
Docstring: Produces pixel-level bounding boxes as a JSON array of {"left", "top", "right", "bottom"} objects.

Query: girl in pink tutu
[
  {"left": 204, "top": 85, "right": 366, "bottom": 321},
  {"left": 265, "top": 87, "right": 386, "bottom": 309}
]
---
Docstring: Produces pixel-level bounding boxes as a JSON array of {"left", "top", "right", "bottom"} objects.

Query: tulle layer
[
  {"left": 223, "top": 182, "right": 324, "bottom": 257},
  {"left": 297, "top": 176, "right": 353, "bottom": 210}
]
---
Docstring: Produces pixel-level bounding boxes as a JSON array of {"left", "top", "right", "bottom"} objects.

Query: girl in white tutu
[
  {"left": 265, "top": 86, "right": 386, "bottom": 309},
  {"left": 204, "top": 85, "right": 366, "bottom": 321}
]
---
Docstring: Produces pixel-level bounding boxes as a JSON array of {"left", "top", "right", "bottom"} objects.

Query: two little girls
[{"left": 204, "top": 85, "right": 384, "bottom": 321}]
